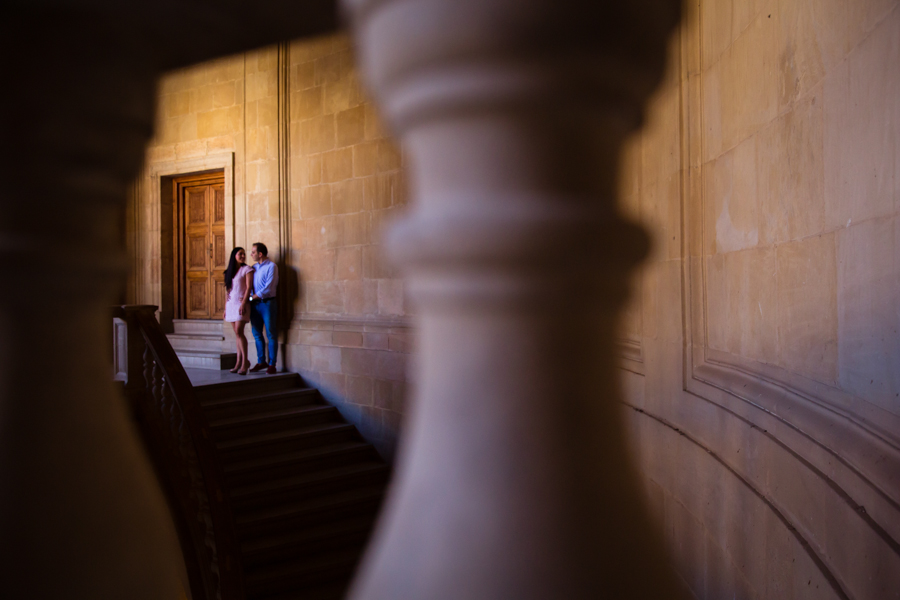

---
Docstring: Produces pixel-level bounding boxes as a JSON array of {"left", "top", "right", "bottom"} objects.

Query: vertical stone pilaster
[
  {"left": 343, "top": 0, "right": 685, "bottom": 598},
  {"left": 277, "top": 41, "right": 294, "bottom": 334}
]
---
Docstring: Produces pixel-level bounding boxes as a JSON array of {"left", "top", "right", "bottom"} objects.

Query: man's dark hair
[{"left": 252, "top": 242, "right": 268, "bottom": 257}]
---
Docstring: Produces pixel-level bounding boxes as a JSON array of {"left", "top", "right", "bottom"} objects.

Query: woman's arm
[
  {"left": 239, "top": 270, "right": 254, "bottom": 316},
  {"left": 243, "top": 270, "right": 254, "bottom": 302}
]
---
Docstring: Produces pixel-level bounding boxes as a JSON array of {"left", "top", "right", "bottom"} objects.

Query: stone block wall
[
  {"left": 130, "top": 35, "right": 412, "bottom": 458},
  {"left": 285, "top": 316, "right": 411, "bottom": 456},
  {"left": 283, "top": 36, "right": 409, "bottom": 457},
  {"left": 287, "top": 35, "right": 406, "bottom": 321},
  {"left": 697, "top": 0, "right": 900, "bottom": 410},
  {"left": 619, "top": 1, "right": 900, "bottom": 598}
]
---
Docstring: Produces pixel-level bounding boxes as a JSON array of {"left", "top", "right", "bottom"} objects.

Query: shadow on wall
[
  {"left": 318, "top": 377, "right": 405, "bottom": 464},
  {"left": 271, "top": 249, "right": 408, "bottom": 461},
  {"left": 279, "top": 261, "right": 300, "bottom": 337}
]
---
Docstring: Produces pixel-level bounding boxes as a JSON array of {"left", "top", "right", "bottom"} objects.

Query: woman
[{"left": 223, "top": 247, "right": 254, "bottom": 375}]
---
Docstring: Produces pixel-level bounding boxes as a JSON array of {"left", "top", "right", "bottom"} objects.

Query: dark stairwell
[
  {"left": 198, "top": 373, "right": 390, "bottom": 599},
  {"left": 112, "top": 306, "right": 391, "bottom": 600}
]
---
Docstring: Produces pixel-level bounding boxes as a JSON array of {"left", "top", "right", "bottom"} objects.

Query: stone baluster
[
  {"left": 0, "top": 5, "right": 337, "bottom": 598},
  {"left": 0, "top": 19, "right": 182, "bottom": 599},
  {"left": 343, "top": 0, "right": 684, "bottom": 597}
]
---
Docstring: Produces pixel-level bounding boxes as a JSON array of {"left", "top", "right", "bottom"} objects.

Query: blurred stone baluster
[
  {"left": 0, "top": 20, "right": 184, "bottom": 598},
  {"left": 343, "top": 0, "right": 685, "bottom": 597}
]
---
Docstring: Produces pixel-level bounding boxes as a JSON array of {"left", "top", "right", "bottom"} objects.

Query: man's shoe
[
  {"left": 249, "top": 363, "right": 268, "bottom": 373},
  {"left": 266, "top": 365, "right": 277, "bottom": 375}
]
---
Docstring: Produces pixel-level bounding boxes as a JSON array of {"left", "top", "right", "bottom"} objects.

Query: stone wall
[
  {"left": 284, "top": 37, "right": 410, "bottom": 457},
  {"left": 699, "top": 0, "right": 900, "bottom": 413},
  {"left": 620, "top": 1, "right": 900, "bottom": 598},
  {"left": 130, "top": 35, "right": 411, "bottom": 458}
]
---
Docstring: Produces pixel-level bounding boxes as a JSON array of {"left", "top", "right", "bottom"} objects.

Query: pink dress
[{"left": 224, "top": 265, "right": 253, "bottom": 322}]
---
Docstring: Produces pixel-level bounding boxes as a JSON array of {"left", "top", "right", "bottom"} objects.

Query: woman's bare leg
[
  {"left": 231, "top": 321, "right": 244, "bottom": 372},
  {"left": 236, "top": 321, "right": 250, "bottom": 373}
]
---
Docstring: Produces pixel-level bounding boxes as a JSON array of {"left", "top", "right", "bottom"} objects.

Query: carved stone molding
[
  {"left": 616, "top": 338, "right": 645, "bottom": 375},
  {"left": 677, "top": 5, "right": 900, "bottom": 597},
  {"left": 679, "top": 0, "right": 900, "bottom": 486},
  {"left": 143, "top": 152, "right": 237, "bottom": 318}
]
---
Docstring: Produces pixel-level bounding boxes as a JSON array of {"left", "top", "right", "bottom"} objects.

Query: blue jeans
[{"left": 250, "top": 298, "right": 278, "bottom": 367}]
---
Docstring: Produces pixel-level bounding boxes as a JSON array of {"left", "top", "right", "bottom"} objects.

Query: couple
[{"left": 222, "top": 242, "right": 279, "bottom": 375}]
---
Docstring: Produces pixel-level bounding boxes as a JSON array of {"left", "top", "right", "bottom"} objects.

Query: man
[{"left": 248, "top": 242, "right": 279, "bottom": 374}]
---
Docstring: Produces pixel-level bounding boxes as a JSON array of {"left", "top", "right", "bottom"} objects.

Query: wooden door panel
[
  {"left": 187, "top": 278, "right": 209, "bottom": 318},
  {"left": 213, "top": 185, "right": 226, "bottom": 224},
  {"left": 178, "top": 174, "right": 225, "bottom": 320},
  {"left": 186, "top": 187, "right": 208, "bottom": 225},
  {"left": 213, "top": 280, "right": 227, "bottom": 316},
  {"left": 187, "top": 234, "right": 209, "bottom": 271},
  {"left": 213, "top": 233, "right": 226, "bottom": 270}
]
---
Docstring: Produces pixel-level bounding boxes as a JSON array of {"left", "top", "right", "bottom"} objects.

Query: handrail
[{"left": 112, "top": 305, "right": 244, "bottom": 600}]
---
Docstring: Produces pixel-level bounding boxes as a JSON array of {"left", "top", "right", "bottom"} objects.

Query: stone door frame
[{"left": 146, "top": 152, "right": 235, "bottom": 331}]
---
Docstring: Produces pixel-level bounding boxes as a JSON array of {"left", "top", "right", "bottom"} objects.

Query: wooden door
[{"left": 177, "top": 175, "right": 226, "bottom": 319}]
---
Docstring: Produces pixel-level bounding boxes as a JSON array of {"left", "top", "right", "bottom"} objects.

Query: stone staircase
[
  {"left": 168, "top": 319, "right": 236, "bottom": 370},
  {"left": 194, "top": 372, "right": 390, "bottom": 599}
]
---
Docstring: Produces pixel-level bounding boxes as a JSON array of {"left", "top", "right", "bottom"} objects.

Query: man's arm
[{"left": 257, "top": 262, "right": 278, "bottom": 297}]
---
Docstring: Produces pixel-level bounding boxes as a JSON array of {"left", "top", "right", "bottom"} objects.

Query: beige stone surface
[
  {"left": 706, "top": 246, "right": 778, "bottom": 362},
  {"left": 824, "top": 7, "right": 899, "bottom": 230},
  {"left": 757, "top": 93, "right": 825, "bottom": 245},
  {"left": 776, "top": 234, "right": 839, "bottom": 382},
  {"left": 134, "top": 35, "right": 413, "bottom": 459},
  {"left": 837, "top": 215, "right": 900, "bottom": 414},
  {"left": 689, "top": 0, "right": 899, "bottom": 408},
  {"left": 619, "top": 0, "right": 900, "bottom": 597},
  {"left": 283, "top": 315, "right": 412, "bottom": 456},
  {"left": 288, "top": 35, "right": 407, "bottom": 321},
  {"left": 703, "top": 136, "right": 759, "bottom": 255}
]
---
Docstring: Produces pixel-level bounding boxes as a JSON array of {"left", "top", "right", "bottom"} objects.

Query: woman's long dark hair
[{"left": 224, "top": 247, "right": 245, "bottom": 292}]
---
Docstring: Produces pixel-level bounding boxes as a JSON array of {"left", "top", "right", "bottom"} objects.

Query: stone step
[
  {"left": 217, "top": 422, "right": 359, "bottom": 463},
  {"left": 210, "top": 405, "right": 341, "bottom": 442},
  {"left": 229, "top": 462, "right": 390, "bottom": 512},
  {"left": 201, "top": 387, "right": 318, "bottom": 421},
  {"left": 195, "top": 372, "right": 302, "bottom": 402},
  {"left": 175, "top": 349, "right": 236, "bottom": 370},
  {"left": 223, "top": 441, "right": 377, "bottom": 488},
  {"left": 168, "top": 333, "right": 226, "bottom": 351},
  {"left": 172, "top": 319, "right": 224, "bottom": 335},
  {"left": 175, "top": 364, "right": 389, "bottom": 600},
  {"left": 233, "top": 483, "right": 386, "bottom": 538},
  {"left": 239, "top": 515, "right": 375, "bottom": 569}
]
